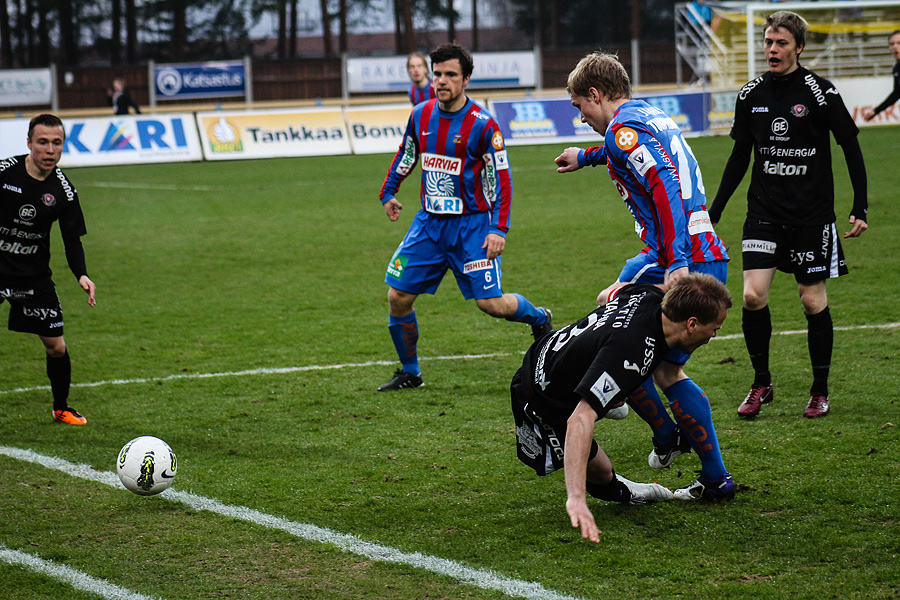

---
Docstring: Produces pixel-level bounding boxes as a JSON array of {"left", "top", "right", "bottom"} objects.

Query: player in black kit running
[
  {"left": 0, "top": 114, "right": 97, "bottom": 425},
  {"left": 708, "top": 11, "right": 868, "bottom": 419},
  {"left": 511, "top": 274, "right": 733, "bottom": 542}
]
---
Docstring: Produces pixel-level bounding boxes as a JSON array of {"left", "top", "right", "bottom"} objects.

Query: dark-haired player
[
  {"left": 511, "top": 274, "right": 733, "bottom": 543},
  {"left": 709, "top": 10, "right": 868, "bottom": 419},
  {"left": 0, "top": 114, "right": 97, "bottom": 424},
  {"left": 863, "top": 30, "right": 900, "bottom": 122},
  {"left": 377, "top": 43, "right": 551, "bottom": 391}
]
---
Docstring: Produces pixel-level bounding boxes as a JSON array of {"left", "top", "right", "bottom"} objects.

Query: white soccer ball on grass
[{"left": 116, "top": 436, "right": 177, "bottom": 496}]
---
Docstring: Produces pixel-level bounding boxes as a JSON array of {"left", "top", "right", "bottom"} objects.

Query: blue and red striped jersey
[
  {"left": 380, "top": 98, "right": 512, "bottom": 236},
  {"left": 580, "top": 99, "right": 728, "bottom": 271},
  {"left": 409, "top": 80, "right": 436, "bottom": 105}
]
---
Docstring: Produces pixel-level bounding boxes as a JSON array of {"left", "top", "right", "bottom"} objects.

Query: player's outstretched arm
[
  {"left": 554, "top": 147, "right": 583, "bottom": 173},
  {"left": 564, "top": 400, "right": 602, "bottom": 543},
  {"left": 78, "top": 275, "right": 96, "bottom": 307}
]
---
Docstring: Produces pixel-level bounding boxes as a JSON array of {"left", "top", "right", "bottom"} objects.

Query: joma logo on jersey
[
  {"left": 421, "top": 153, "right": 462, "bottom": 175},
  {"left": 3, "top": 183, "right": 21, "bottom": 193}
]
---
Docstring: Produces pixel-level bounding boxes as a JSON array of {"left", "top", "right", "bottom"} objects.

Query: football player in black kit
[
  {"left": 709, "top": 11, "right": 868, "bottom": 419},
  {"left": 863, "top": 30, "right": 900, "bottom": 122},
  {"left": 0, "top": 114, "right": 96, "bottom": 425},
  {"left": 510, "top": 274, "right": 732, "bottom": 543}
]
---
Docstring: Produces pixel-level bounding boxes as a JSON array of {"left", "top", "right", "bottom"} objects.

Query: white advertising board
[
  {"left": 0, "top": 115, "right": 203, "bottom": 167},
  {"left": 0, "top": 68, "right": 53, "bottom": 107}
]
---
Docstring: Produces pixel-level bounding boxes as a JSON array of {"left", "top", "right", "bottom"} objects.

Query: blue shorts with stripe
[
  {"left": 384, "top": 209, "right": 503, "bottom": 300},
  {"left": 618, "top": 252, "right": 728, "bottom": 366}
]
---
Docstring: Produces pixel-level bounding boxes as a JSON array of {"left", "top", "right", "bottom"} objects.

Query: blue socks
[
  {"left": 665, "top": 378, "right": 727, "bottom": 479},
  {"left": 628, "top": 380, "right": 678, "bottom": 449},
  {"left": 505, "top": 293, "right": 546, "bottom": 325},
  {"left": 388, "top": 312, "right": 420, "bottom": 375}
]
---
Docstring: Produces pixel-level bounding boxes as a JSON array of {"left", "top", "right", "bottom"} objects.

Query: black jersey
[
  {"left": 732, "top": 66, "right": 859, "bottom": 227},
  {"left": 0, "top": 155, "right": 87, "bottom": 285},
  {"left": 872, "top": 61, "right": 900, "bottom": 116},
  {"left": 520, "top": 284, "right": 670, "bottom": 423}
]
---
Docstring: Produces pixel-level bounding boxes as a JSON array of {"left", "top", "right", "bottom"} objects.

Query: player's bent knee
[{"left": 475, "top": 297, "right": 509, "bottom": 318}]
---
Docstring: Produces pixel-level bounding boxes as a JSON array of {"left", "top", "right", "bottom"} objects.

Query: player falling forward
[{"left": 511, "top": 274, "right": 733, "bottom": 542}]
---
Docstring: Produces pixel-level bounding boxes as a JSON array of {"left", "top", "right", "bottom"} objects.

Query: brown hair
[
  {"left": 430, "top": 43, "right": 474, "bottom": 79},
  {"left": 566, "top": 52, "right": 632, "bottom": 101},
  {"left": 27, "top": 114, "right": 64, "bottom": 140},
  {"left": 765, "top": 10, "right": 809, "bottom": 49},
  {"left": 661, "top": 274, "right": 733, "bottom": 325}
]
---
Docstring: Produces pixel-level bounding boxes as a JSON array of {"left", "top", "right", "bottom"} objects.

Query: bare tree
[
  {"left": 58, "top": 0, "right": 79, "bottom": 65},
  {"left": 276, "top": 0, "right": 285, "bottom": 57},
  {"left": 319, "top": 0, "right": 332, "bottom": 56},
  {"left": 338, "top": 0, "right": 346, "bottom": 53},
  {"left": 111, "top": 0, "right": 122, "bottom": 64},
  {"left": 0, "top": 0, "right": 10, "bottom": 67},
  {"left": 446, "top": 0, "right": 454, "bottom": 42},
  {"left": 400, "top": 0, "right": 413, "bottom": 53},
  {"left": 125, "top": 0, "right": 137, "bottom": 63},
  {"left": 172, "top": 0, "right": 187, "bottom": 60},
  {"left": 471, "top": 0, "right": 477, "bottom": 50},
  {"left": 289, "top": 0, "right": 297, "bottom": 57}
]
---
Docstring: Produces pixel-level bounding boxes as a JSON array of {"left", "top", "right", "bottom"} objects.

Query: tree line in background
[{"left": 0, "top": 0, "right": 674, "bottom": 68}]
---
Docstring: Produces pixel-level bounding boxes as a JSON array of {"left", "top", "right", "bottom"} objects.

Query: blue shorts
[
  {"left": 384, "top": 210, "right": 503, "bottom": 300},
  {"left": 618, "top": 252, "right": 728, "bottom": 365}
]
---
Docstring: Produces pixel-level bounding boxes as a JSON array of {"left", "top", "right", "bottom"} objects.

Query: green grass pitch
[{"left": 0, "top": 126, "right": 898, "bottom": 600}]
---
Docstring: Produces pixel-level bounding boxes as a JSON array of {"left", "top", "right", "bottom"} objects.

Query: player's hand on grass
[
  {"left": 554, "top": 147, "right": 582, "bottom": 173},
  {"left": 566, "top": 496, "right": 601, "bottom": 543}
]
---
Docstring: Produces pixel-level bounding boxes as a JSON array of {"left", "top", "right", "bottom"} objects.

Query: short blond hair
[{"left": 566, "top": 52, "right": 632, "bottom": 101}]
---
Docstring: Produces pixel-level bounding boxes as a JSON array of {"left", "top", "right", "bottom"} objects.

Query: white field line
[
  {"left": 1, "top": 322, "right": 898, "bottom": 396},
  {"left": 0, "top": 353, "right": 511, "bottom": 395},
  {"left": 0, "top": 445, "right": 584, "bottom": 600},
  {"left": 0, "top": 543, "right": 163, "bottom": 600},
  {"left": 714, "top": 321, "right": 900, "bottom": 341},
  {"left": 85, "top": 181, "right": 218, "bottom": 192}
]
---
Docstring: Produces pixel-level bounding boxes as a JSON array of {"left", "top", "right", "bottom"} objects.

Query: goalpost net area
[{"left": 675, "top": 0, "right": 900, "bottom": 89}]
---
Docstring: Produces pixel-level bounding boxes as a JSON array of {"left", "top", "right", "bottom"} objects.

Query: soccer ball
[{"left": 116, "top": 436, "right": 177, "bottom": 496}]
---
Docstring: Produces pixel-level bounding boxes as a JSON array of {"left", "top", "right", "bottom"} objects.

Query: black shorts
[
  {"left": 741, "top": 218, "right": 848, "bottom": 284},
  {"left": 0, "top": 282, "right": 64, "bottom": 337},
  {"left": 510, "top": 367, "right": 598, "bottom": 477}
]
